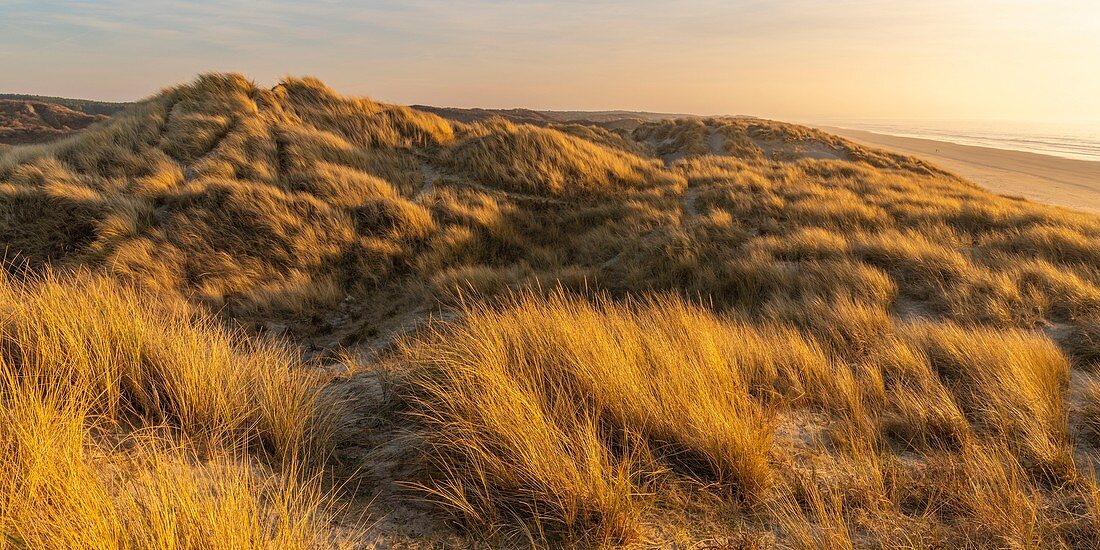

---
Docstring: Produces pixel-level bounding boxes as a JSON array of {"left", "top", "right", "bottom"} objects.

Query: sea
[{"left": 812, "top": 119, "right": 1100, "bottom": 163}]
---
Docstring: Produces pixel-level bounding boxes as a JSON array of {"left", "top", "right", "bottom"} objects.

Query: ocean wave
[{"left": 835, "top": 120, "right": 1100, "bottom": 162}]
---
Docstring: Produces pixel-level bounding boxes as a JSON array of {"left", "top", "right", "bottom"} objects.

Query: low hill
[
  {"left": 0, "top": 93, "right": 130, "bottom": 116},
  {"left": 3, "top": 73, "right": 1100, "bottom": 547},
  {"left": 0, "top": 99, "right": 109, "bottom": 144},
  {"left": 414, "top": 104, "right": 694, "bottom": 130}
]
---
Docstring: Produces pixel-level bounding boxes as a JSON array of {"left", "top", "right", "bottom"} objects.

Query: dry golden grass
[
  {"left": 6, "top": 73, "right": 1099, "bottom": 335},
  {"left": 0, "top": 271, "right": 345, "bottom": 548},
  {"left": 901, "top": 323, "right": 1071, "bottom": 477},
  {"left": 445, "top": 118, "right": 683, "bottom": 199},
  {"left": 391, "top": 290, "right": 1100, "bottom": 546},
  {"left": 1068, "top": 321, "right": 1100, "bottom": 370},
  {"left": 396, "top": 293, "right": 777, "bottom": 542},
  {"left": 5, "top": 73, "right": 1100, "bottom": 546}
]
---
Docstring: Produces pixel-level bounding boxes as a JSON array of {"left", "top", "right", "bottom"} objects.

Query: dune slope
[
  {"left": 0, "top": 99, "right": 109, "bottom": 144},
  {"left": 4, "top": 74, "right": 1100, "bottom": 547}
]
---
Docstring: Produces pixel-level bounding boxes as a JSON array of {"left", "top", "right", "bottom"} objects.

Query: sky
[{"left": 1, "top": 0, "right": 1098, "bottom": 123}]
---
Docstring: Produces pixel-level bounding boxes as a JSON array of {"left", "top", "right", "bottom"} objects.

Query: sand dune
[
  {"left": 823, "top": 126, "right": 1100, "bottom": 214},
  {"left": 8, "top": 75, "right": 1100, "bottom": 546}
]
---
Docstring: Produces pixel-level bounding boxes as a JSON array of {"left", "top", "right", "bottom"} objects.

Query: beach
[{"left": 822, "top": 126, "right": 1100, "bottom": 214}]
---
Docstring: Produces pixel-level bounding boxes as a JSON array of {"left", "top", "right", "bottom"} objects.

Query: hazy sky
[{"left": 1, "top": 0, "right": 1098, "bottom": 122}]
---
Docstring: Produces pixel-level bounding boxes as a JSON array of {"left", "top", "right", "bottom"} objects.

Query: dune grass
[
  {"left": 444, "top": 118, "right": 684, "bottom": 198},
  {"left": 396, "top": 293, "right": 777, "bottom": 543},
  {"left": 4, "top": 73, "right": 1100, "bottom": 335},
  {"left": 0, "top": 271, "right": 344, "bottom": 548},
  {"left": 4, "top": 73, "right": 1100, "bottom": 546},
  {"left": 390, "top": 290, "right": 1100, "bottom": 546}
]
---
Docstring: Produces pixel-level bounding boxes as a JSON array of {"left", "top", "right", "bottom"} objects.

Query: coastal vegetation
[{"left": 3, "top": 73, "right": 1100, "bottom": 547}]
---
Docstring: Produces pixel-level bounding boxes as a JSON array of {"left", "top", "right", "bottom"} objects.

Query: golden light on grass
[
  {"left": 3, "top": 73, "right": 1100, "bottom": 546},
  {"left": 0, "top": 271, "right": 346, "bottom": 548}
]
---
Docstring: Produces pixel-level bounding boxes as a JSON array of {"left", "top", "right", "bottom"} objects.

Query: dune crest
[{"left": 4, "top": 74, "right": 1100, "bottom": 546}]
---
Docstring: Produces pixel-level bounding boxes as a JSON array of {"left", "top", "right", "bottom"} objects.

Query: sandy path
[
  {"left": 682, "top": 185, "right": 702, "bottom": 218},
  {"left": 821, "top": 126, "right": 1100, "bottom": 214}
]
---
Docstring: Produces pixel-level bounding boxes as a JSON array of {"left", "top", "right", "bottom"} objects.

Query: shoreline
[{"left": 818, "top": 126, "right": 1100, "bottom": 214}]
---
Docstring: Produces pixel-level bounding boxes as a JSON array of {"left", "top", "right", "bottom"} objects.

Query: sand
[{"left": 820, "top": 126, "right": 1100, "bottom": 214}]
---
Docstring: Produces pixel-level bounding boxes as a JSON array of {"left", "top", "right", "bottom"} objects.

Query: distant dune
[
  {"left": 0, "top": 93, "right": 130, "bottom": 116},
  {"left": 824, "top": 126, "right": 1100, "bottom": 214},
  {"left": 413, "top": 104, "right": 698, "bottom": 131},
  {"left": 8, "top": 94, "right": 1099, "bottom": 220},
  {"left": 0, "top": 99, "right": 109, "bottom": 144}
]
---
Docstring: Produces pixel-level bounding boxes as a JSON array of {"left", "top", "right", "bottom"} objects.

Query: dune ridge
[{"left": 4, "top": 73, "right": 1100, "bottom": 547}]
